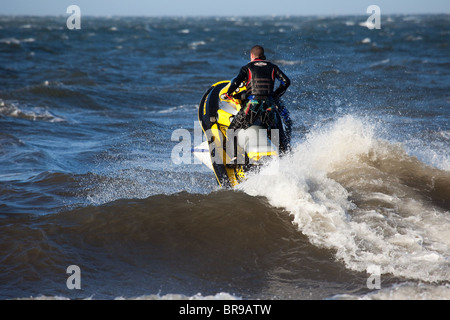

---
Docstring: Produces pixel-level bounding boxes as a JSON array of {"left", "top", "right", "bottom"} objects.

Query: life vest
[{"left": 245, "top": 60, "right": 276, "bottom": 98}]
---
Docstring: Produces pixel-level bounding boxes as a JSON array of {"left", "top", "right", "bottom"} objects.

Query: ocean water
[{"left": 0, "top": 15, "right": 449, "bottom": 300}]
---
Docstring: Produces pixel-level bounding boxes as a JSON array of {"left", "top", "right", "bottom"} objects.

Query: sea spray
[{"left": 238, "top": 115, "right": 450, "bottom": 283}]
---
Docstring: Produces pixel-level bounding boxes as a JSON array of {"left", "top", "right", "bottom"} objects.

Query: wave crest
[{"left": 238, "top": 115, "right": 450, "bottom": 283}]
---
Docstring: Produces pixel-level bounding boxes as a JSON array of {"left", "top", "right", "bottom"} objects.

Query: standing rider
[{"left": 224, "top": 45, "right": 291, "bottom": 160}]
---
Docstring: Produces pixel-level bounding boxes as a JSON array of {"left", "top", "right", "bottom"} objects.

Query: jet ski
[{"left": 194, "top": 80, "right": 292, "bottom": 188}]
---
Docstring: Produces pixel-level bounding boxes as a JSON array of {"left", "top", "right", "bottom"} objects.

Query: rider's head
[{"left": 250, "top": 45, "right": 266, "bottom": 61}]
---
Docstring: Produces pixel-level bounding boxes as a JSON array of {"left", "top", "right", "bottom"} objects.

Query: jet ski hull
[{"left": 196, "top": 81, "right": 290, "bottom": 188}]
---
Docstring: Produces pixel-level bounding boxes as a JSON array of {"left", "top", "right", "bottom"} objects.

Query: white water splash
[{"left": 238, "top": 115, "right": 450, "bottom": 283}]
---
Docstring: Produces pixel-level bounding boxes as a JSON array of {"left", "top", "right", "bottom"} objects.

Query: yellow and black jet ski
[{"left": 195, "top": 80, "right": 291, "bottom": 188}]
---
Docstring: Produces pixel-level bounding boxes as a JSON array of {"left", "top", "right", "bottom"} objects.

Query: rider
[{"left": 224, "top": 45, "right": 291, "bottom": 160}]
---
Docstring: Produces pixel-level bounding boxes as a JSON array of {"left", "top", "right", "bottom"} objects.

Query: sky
[{"left": 1, "top": 0, "right": 449, "bottom": 16}]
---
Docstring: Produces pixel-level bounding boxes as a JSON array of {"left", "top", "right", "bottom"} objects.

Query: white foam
[
  {"left": 405, "top": 140, "right": 450, "bottom": 172},
  {"left": 157, "top": 104, "right": 197, "bottom": 114},
  {"left": 190, "top": 41, "right": 206, "bottom": 49},
  {"left": 370, "top": 59, "right": 390, "bottom": 68},
  {"left": 117, "top": 292, "right": 240, "bottom": 300},
  {"left": 275, "top": 59, "right": 304, "bottom": 66},
  {"left": 19, "top": 292, "right": 240, "bottom": 300},
  {"left": 334, "top": 283, "right": 450, "bottom": 300},
  {"left": 0, "top": 37, "right": 35, "bottom": 45},
  {"left": 359, "top": 21, "right": 369, "bottom": 28},
  {"left": 0, "top": 100, "right": 65, "bottom": 123},
  {"left": 0, "top": 37, "right": 21, "bottom": 45},
  {"left": 238, "top": 115, "right": 450, "bottom": 283}
]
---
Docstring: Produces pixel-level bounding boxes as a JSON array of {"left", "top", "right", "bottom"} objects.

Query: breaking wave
[{"left": 238, "top": 115, "right": 450, "bottom": 283}]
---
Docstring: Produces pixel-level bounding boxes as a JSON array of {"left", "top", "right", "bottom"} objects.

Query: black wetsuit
[
  {"left": 226, "top": 59, "right": 291, "bottom": 157},
  {"left": 227, "top": 59, "right": 291, "bottom": 131}
]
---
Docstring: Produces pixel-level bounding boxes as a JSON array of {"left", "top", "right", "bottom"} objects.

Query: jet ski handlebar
[{"left": 221, "top": 91, "right": 248, "bottom": 101}]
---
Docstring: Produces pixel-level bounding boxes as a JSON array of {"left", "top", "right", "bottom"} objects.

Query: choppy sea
[{"left": 0, "top": 14, "right": 449, "bottom": 301}]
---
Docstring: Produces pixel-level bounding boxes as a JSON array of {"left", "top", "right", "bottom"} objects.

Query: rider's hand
[{"left": 221, "top": 93, "right": 233, "bottom": 100}]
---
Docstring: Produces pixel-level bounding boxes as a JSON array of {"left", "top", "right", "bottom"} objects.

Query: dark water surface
[{"left": 0, "top": 15, "right": 449, "bottom": 300}]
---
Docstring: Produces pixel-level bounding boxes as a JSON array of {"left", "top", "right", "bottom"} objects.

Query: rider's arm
[
  {"left": 273, "top": 66, "right": 291, "bottom": 99},
  {"left": 227, "top": 66, "right": 247, "bottom": 96}
]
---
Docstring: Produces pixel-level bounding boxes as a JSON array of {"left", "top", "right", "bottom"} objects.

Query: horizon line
[{"left": 1, "top": 12, "right": 449, "bottom": 18}]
